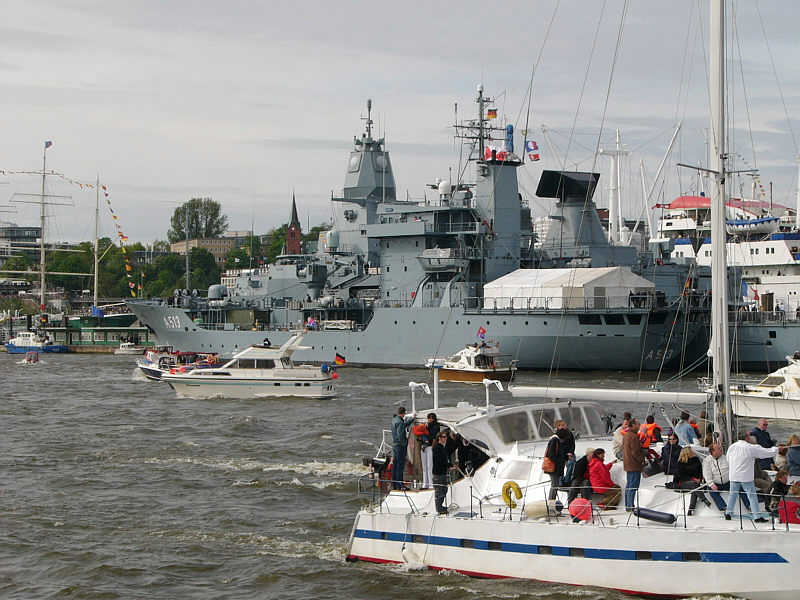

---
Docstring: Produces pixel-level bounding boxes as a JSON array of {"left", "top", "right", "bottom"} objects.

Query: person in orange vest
[{"left": 638, "top": 415, "right": 663, "bottom": 462}]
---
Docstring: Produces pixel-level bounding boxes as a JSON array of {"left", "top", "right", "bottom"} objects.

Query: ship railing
[
  {"left": 733, "top": 309, "right": 786, "bottom": 326},
  {"left": 463, "top": 294, "right": 675, "bottom": 314}
]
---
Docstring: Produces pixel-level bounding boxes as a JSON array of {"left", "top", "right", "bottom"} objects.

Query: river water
[{"left": 2, "top": 353, "right": 794, "bottom": 599}]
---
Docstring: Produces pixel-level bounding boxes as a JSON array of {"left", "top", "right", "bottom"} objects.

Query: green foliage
[
  {"left": 304, "top": 223, "right": 332, "bottom": 243},
  {"left": 1, "top": 254, "right": 35, "bottom": 281},
  {"left": 225, "top": 248, "right": 250, "bottom": 270},
  {"left": 167, "top": 198, "right": 229, "bottom": 243},
  {"left": 0, "top": 296, "right": 34, "bottom": 315},
  {"left": 241, "top": 234, "right": 263, "bottom": 261},
  {"left": 266, "top": 224, "right": 288, "bottom": 263},
  {"left": 189, "top": 247, "right": 220, "bottom": 291},
  {"left": 151, "top": 239, "right": 171, "bottom": 252}
]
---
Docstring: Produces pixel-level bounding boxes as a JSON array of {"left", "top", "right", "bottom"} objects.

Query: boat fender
[
  {"left": 502, "top": 480, "right": 522, "bottom": 509},
  {"left": 568, "top": 497, "right": 593, "bottom": 521},
  {"left": 633, "top": 507, "right": 676, "bottom": 524},
  {"left": 321, "top": 362, "right": 329, "bottom": 373}
]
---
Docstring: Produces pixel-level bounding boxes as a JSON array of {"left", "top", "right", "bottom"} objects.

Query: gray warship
[{"left": 127, "top": 88, "right": 712, "bottom": 371}]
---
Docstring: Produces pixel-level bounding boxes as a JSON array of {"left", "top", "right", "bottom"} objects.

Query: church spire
[
  {"left": 290, "top": 190, "right": 300, "bottom": 228},
  {"left": 286, "top": 190, "right": 303, "bottom": 255}
]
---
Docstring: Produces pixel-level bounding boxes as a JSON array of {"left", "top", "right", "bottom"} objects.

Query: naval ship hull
[{"left": 129, "top": 300, "right": 705, "bottom": 371}]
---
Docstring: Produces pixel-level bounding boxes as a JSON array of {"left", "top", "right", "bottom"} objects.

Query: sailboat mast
[
  {"left": 39, "top": 142, "right": 48, "bottom": 312},
  {"left": 93, "top": 174, "right": 100, "bottom": 306},
  {"left": 709, "top": 0, "right": 733, "bottom": 446}
]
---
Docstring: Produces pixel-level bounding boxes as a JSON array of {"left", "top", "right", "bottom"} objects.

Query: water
[{"left": 1, "top": 353, "right": 792, "bottom": 599}]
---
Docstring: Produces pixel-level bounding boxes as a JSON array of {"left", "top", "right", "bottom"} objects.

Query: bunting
[{"left": 1, "top": 168, "right": 137, "bottom": 296}]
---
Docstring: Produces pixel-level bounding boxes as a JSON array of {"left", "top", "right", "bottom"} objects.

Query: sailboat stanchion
[
  {"left": 408, "top": 382, "right": 430, "bottom": 414},
  {"left": 482, "top": 378, "right": 502, "bottom": 407},
  {"left": 433, "top": 368, "right": 439, "bottom": 410}
]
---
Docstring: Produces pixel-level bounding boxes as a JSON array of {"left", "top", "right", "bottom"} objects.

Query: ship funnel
[{"left": 536, "top": 170, "right": 600, "bottom": 204}]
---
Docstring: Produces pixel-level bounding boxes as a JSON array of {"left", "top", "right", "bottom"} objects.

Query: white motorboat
[
  {"left": 425, "top": 342, "right": 517, "bottom": 383},
  {"left": 697, "top": 354, "right": 800, "bottom": 421},
  {"left": 161, "top": 334, "right": 337, "bottom": 399},
  {"left": 114, "top": 341, "right": 146, "bottom": 355},
  {"left": 5, "top": 330, "right": 68, "bottom": 354}
]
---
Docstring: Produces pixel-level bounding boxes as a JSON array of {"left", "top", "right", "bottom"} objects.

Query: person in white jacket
[
  {"left": 724, "top": 430, "right": 784, "bottom": 522},
  {"left": 702, "top": 443, "right": 732, "bottom": 511}
]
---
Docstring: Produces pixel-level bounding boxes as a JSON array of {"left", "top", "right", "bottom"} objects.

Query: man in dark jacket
[
  {"left": 391, "top": 407, "right": 415, "bottom": 490},
  {"left": 750, "top": 419, "right": 777, "bottom": 469},
  {"left": 432, "top": 431, "right": 451, "bottom": 514},
  {"left": 623, "top": 419, "right": 646, "bottom": 511}
]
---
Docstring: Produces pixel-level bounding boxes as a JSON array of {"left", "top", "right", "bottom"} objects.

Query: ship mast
[
  {"left": 93, "top": 174, "right": 100, "bottom": 306},
  {"left": 709, "top": 0, "right": 733, "bottom": 447},
  {"left": 38, "top": 142, "right": 48, "bottom": 312}
]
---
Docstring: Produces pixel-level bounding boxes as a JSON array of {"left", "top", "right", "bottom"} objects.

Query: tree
[
  {"left": 224, "top": 248, "right": 250, "bottom": 271},
  {"left": 1, "top": 254, "right": 34, "bottom": 281},
  {"left": 240, "top": 234, "right": 263, "bottom": 262},
  {"left": 189, "top": 247, "right": 220, "bottom": 291},
  {"left": 304, "top": 223, "right": 332, "bottom": 243},
  {"left": 167, "top": 198, "right": 228, "bottom": 243},
  {"left": 151, "top": 239, "right": 171, "bottom": 252},
  {"left": 265, "top": 224, "right": 288, "bottom": 263}
]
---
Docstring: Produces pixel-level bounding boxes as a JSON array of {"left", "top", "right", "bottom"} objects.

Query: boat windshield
[
  {"left": 236, "top": 359, "right": 276, "bottom": 369},
  {"left": 488, "top": 404, "right": 605, "bottom": 444}
]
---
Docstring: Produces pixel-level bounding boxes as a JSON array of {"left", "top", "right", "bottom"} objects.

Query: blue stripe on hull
[{"left": 353, "top": 529, "right": 787, "bottom": 564}]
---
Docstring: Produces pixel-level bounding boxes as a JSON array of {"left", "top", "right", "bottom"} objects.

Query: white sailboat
[{"left": 346, "top": 4, "right": 800, "bottom": 598}]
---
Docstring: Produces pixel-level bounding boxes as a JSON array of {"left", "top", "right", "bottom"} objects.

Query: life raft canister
[{"left": 502, "top": 480, "right": 522, "bottom": 508}]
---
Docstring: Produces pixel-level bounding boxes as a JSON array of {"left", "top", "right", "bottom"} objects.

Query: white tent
[{"left": 483, "top": 267, "right": 655, "bottom": 310}]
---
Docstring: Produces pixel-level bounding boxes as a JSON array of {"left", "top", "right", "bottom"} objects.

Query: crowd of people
[
  {"left": 565, "top": 413, "right": 800, "bottom": 522},
  {"left": 390, "top": 407, "right": 488, "bottom": 513},
  {"left": 389, "top": 405, "right": 800, "bottom": 522}
]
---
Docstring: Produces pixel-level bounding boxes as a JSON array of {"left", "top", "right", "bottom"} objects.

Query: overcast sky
[{"left": 1, "top": 0, "right": 797, "bottom": 245}]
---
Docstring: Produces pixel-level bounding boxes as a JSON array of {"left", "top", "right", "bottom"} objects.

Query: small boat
[
  {"left": 136, "top": 347, "right": 218, "bottom": 381},
  {"left": 5, "top": 330, "right": 68, "bottom": 353},
  {"left": 23, "top": 351, "right": 40, "bottom": 364},
  {"left": 114, "top": 341, "right": 146, "bottom": 355},
  {"left": 161, "top": 334, "right": 337, "bottom": 399},
  {"left": 698, "top": 353, "right": 800, "bottom": 421},
  {"left": 425, "top": 342, "right": 517, "bottom": 383}
]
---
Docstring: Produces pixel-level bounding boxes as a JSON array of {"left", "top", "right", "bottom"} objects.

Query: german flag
[{"left": 334, "top": 353, "right": 346, "bottom": 365}]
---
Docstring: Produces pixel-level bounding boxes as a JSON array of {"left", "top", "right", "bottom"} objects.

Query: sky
[{"left": 0, "top": 0, "right": 797, "bottom": 246}]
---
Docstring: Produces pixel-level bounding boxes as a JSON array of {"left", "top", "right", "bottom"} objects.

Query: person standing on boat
[
  {"left": 622, "top": 419, "right": 646, "bottom": 511},
  {"left": 432, "top": 431, "right": 451, "bottom": 515},
  {"left": 749, "top": 419, "right": 776, "bottom": 469},
  {"left": 544, "top": 429, "right": 569, "bottom": 500},
  {"left": 612, "top": 415, "right": 630, "bottom": 460},
  {"left": 420, "top": 413, "right": 440, "bottom": 490},
  {"left": 673, "top": 411, "right": 699, "bottom": 447},
  {"left": 391, "top": 407, "right": 415, "bottom": 490},
  {"left": 786, "top": 434, "right": 800, "bottom": 476},
  {"left": 555, "top": 420, "right": 576, "bottom": 486},
  {"left": 724, "top": 429, "right": 783, "bottom": 522}
]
